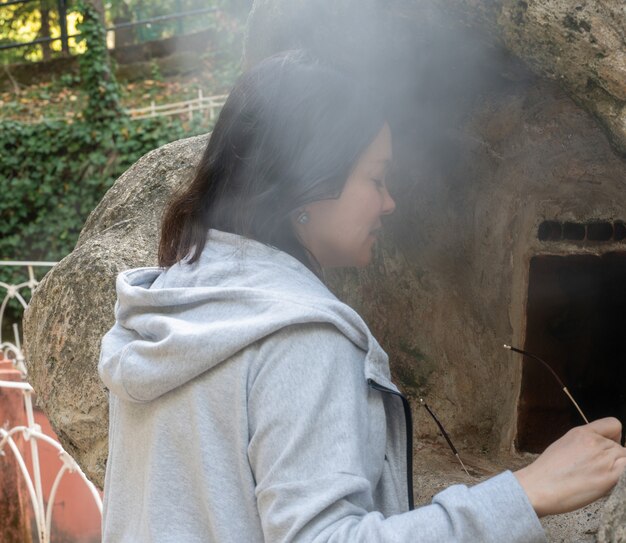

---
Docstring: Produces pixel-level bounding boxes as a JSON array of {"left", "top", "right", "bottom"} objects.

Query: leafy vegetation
[
  {"left": 0, "top": 1, "right": 244, "bottom": 337},
  {"left": 0, "top": 0, "right": 219, "bottom": 263},
  {"left": 0, "top": 0, "right": 249, "bottom": 64},
  {"left": 0, "top": 1, "right": 84, "bottom": 64},
  {"left": 0, "top": 68, "right": 236, "bottom": 123}
]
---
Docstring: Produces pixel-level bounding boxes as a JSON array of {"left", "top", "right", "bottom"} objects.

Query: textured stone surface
[
  {"left": 598, "top": 471, "right": 626, "bottom": 542},
  {"left": 414, "top": 442, "right": 603, "bottom": 543},
  {"left": 497, "top": 0, "right": 626, "bottom": 154}
]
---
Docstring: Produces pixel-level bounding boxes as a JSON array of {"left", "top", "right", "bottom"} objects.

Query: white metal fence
[
  {"left": 0, "top": 261, "right": 103, "bottom": 543},
  {"left": 128, "top": 90, "right": 228, "bottom": 121},
  {"left": 23, "top": 90, "right": 228, "bottom": 125}
]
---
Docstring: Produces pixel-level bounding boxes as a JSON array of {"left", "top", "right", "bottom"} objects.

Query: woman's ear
[
  {"left": 296, "top": 209, "right": 310, "bottom": 224},
  {"left": 291, "top": 207, "right": 311, "bottom": 253}
]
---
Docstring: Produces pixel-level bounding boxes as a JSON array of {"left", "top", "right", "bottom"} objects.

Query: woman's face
[{"left": 295, "top": 123, "right": 396, "bottom": 268}]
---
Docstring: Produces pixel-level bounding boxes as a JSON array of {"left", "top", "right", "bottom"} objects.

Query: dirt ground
[{"left": 414, "top": 438, "right": 603, "bottom": 542}]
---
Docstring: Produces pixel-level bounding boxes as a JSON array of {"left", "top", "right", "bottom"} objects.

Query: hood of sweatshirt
[{"left": 99, "top": 229, "right": 394, "bottom": 403}]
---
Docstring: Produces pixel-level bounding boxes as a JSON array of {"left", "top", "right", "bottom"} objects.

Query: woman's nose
[{"left": 381, "top": 188, "right": 396, "bottom": 215}]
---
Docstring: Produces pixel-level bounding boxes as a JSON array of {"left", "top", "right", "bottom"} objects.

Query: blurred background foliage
[
  {"left": 1, "top": 0, "right": 250, "bottom": 331},
  {"left": 1, "top": 0, "right": 250, "bottom": 63}
]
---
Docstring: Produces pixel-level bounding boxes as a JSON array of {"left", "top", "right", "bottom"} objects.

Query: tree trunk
[{"left": 39, "top": 5, "right": 51, "bottom": 61}]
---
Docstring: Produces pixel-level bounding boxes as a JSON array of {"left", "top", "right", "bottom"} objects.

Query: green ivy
[
  {"left": 0, "top": 117, "right": 206, "bottom": 261},
  {"left": 76, "top": 0, "right": 124, "bottom": 123},
  {"left": 0, "top": 1, "right": 210, "bottom": 265}
]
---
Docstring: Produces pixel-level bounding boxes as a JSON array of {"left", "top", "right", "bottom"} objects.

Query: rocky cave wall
[{"left": 244, "top": 0, "right": 626, "bottom": 453}]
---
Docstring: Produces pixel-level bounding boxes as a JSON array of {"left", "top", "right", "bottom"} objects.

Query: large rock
[
  {"left": 598, "top": 471, "right": 626, "bottom": 542},
  {"left": 23, "top": 135, "right": 208, "bottom": 486},
  {"left": 498, "top": 0, "right": 626, "bottom": 155}
]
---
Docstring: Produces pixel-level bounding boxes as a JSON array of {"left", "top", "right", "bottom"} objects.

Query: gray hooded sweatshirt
[{"left": 99, "top": 229, "right": 547, "bottom": 543}]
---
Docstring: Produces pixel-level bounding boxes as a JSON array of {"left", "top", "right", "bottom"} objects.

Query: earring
[{"left": 297, "top": 210, "right": 310, "bottom": 225}]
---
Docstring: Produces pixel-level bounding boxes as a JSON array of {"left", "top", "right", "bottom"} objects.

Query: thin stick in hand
[{"left": 503, "top": 344, "right": 589, "bottom": 424}]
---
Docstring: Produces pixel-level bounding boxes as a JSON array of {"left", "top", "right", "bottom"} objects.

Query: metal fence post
[{"left": 58, "top": 0, "right": 69, "bottom": 55}]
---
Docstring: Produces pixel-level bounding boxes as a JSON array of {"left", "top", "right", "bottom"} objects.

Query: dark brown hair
[{"left": 158, "top": 50, "right": 386, "bottom": 270}]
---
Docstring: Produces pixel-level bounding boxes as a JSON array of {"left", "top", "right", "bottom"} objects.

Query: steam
[{"left": 241, "top": 0, "right": 534, "bottom": 248}]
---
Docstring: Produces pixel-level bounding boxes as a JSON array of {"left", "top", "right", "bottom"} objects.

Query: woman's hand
[{"left": 514, "top": 417, "right": 626, "bottom": 517}]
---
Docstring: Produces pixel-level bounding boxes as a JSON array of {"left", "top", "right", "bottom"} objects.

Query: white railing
[
  {"left": 128, "top": 89, "right": 228, "bottom": 121},
  {"left": 21, "top": 90, "right": 228, "bottom": 125},
  {"left": 0, "top": 261, "right": 103, "bottom": 543}
]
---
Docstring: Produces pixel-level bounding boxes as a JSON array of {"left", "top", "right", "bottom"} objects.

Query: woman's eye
[{"left": 372, "top": 179, "right": 384, "bottom": 189}]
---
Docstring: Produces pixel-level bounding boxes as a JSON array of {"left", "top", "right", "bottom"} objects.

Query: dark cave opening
[{"left": 516, "top": 253, "right": 626, "bottom": 453}]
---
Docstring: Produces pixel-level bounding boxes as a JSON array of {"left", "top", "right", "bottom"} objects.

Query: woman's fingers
[
  {"left": 586, "top": 417, "right": 623, "bottom": 443},
  {"left": 515, "top": 418, "right": 626, "bottom": 517},
  {"left": 611, "top": 451, "right": 626, "bottom": 475}
]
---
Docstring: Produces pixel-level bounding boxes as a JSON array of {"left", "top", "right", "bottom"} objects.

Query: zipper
[{"left": 367, "top": 378, "right": 414, "bottom": 510}]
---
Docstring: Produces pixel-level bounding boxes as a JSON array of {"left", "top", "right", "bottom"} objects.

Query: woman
[{"left": 99, "top": 50, "right": 626, "bottom": 542}]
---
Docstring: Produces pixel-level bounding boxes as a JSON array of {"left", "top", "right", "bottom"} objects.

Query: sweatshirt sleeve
[{"left": 247, "top": 323, "right": 547, "bottom": 543}]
